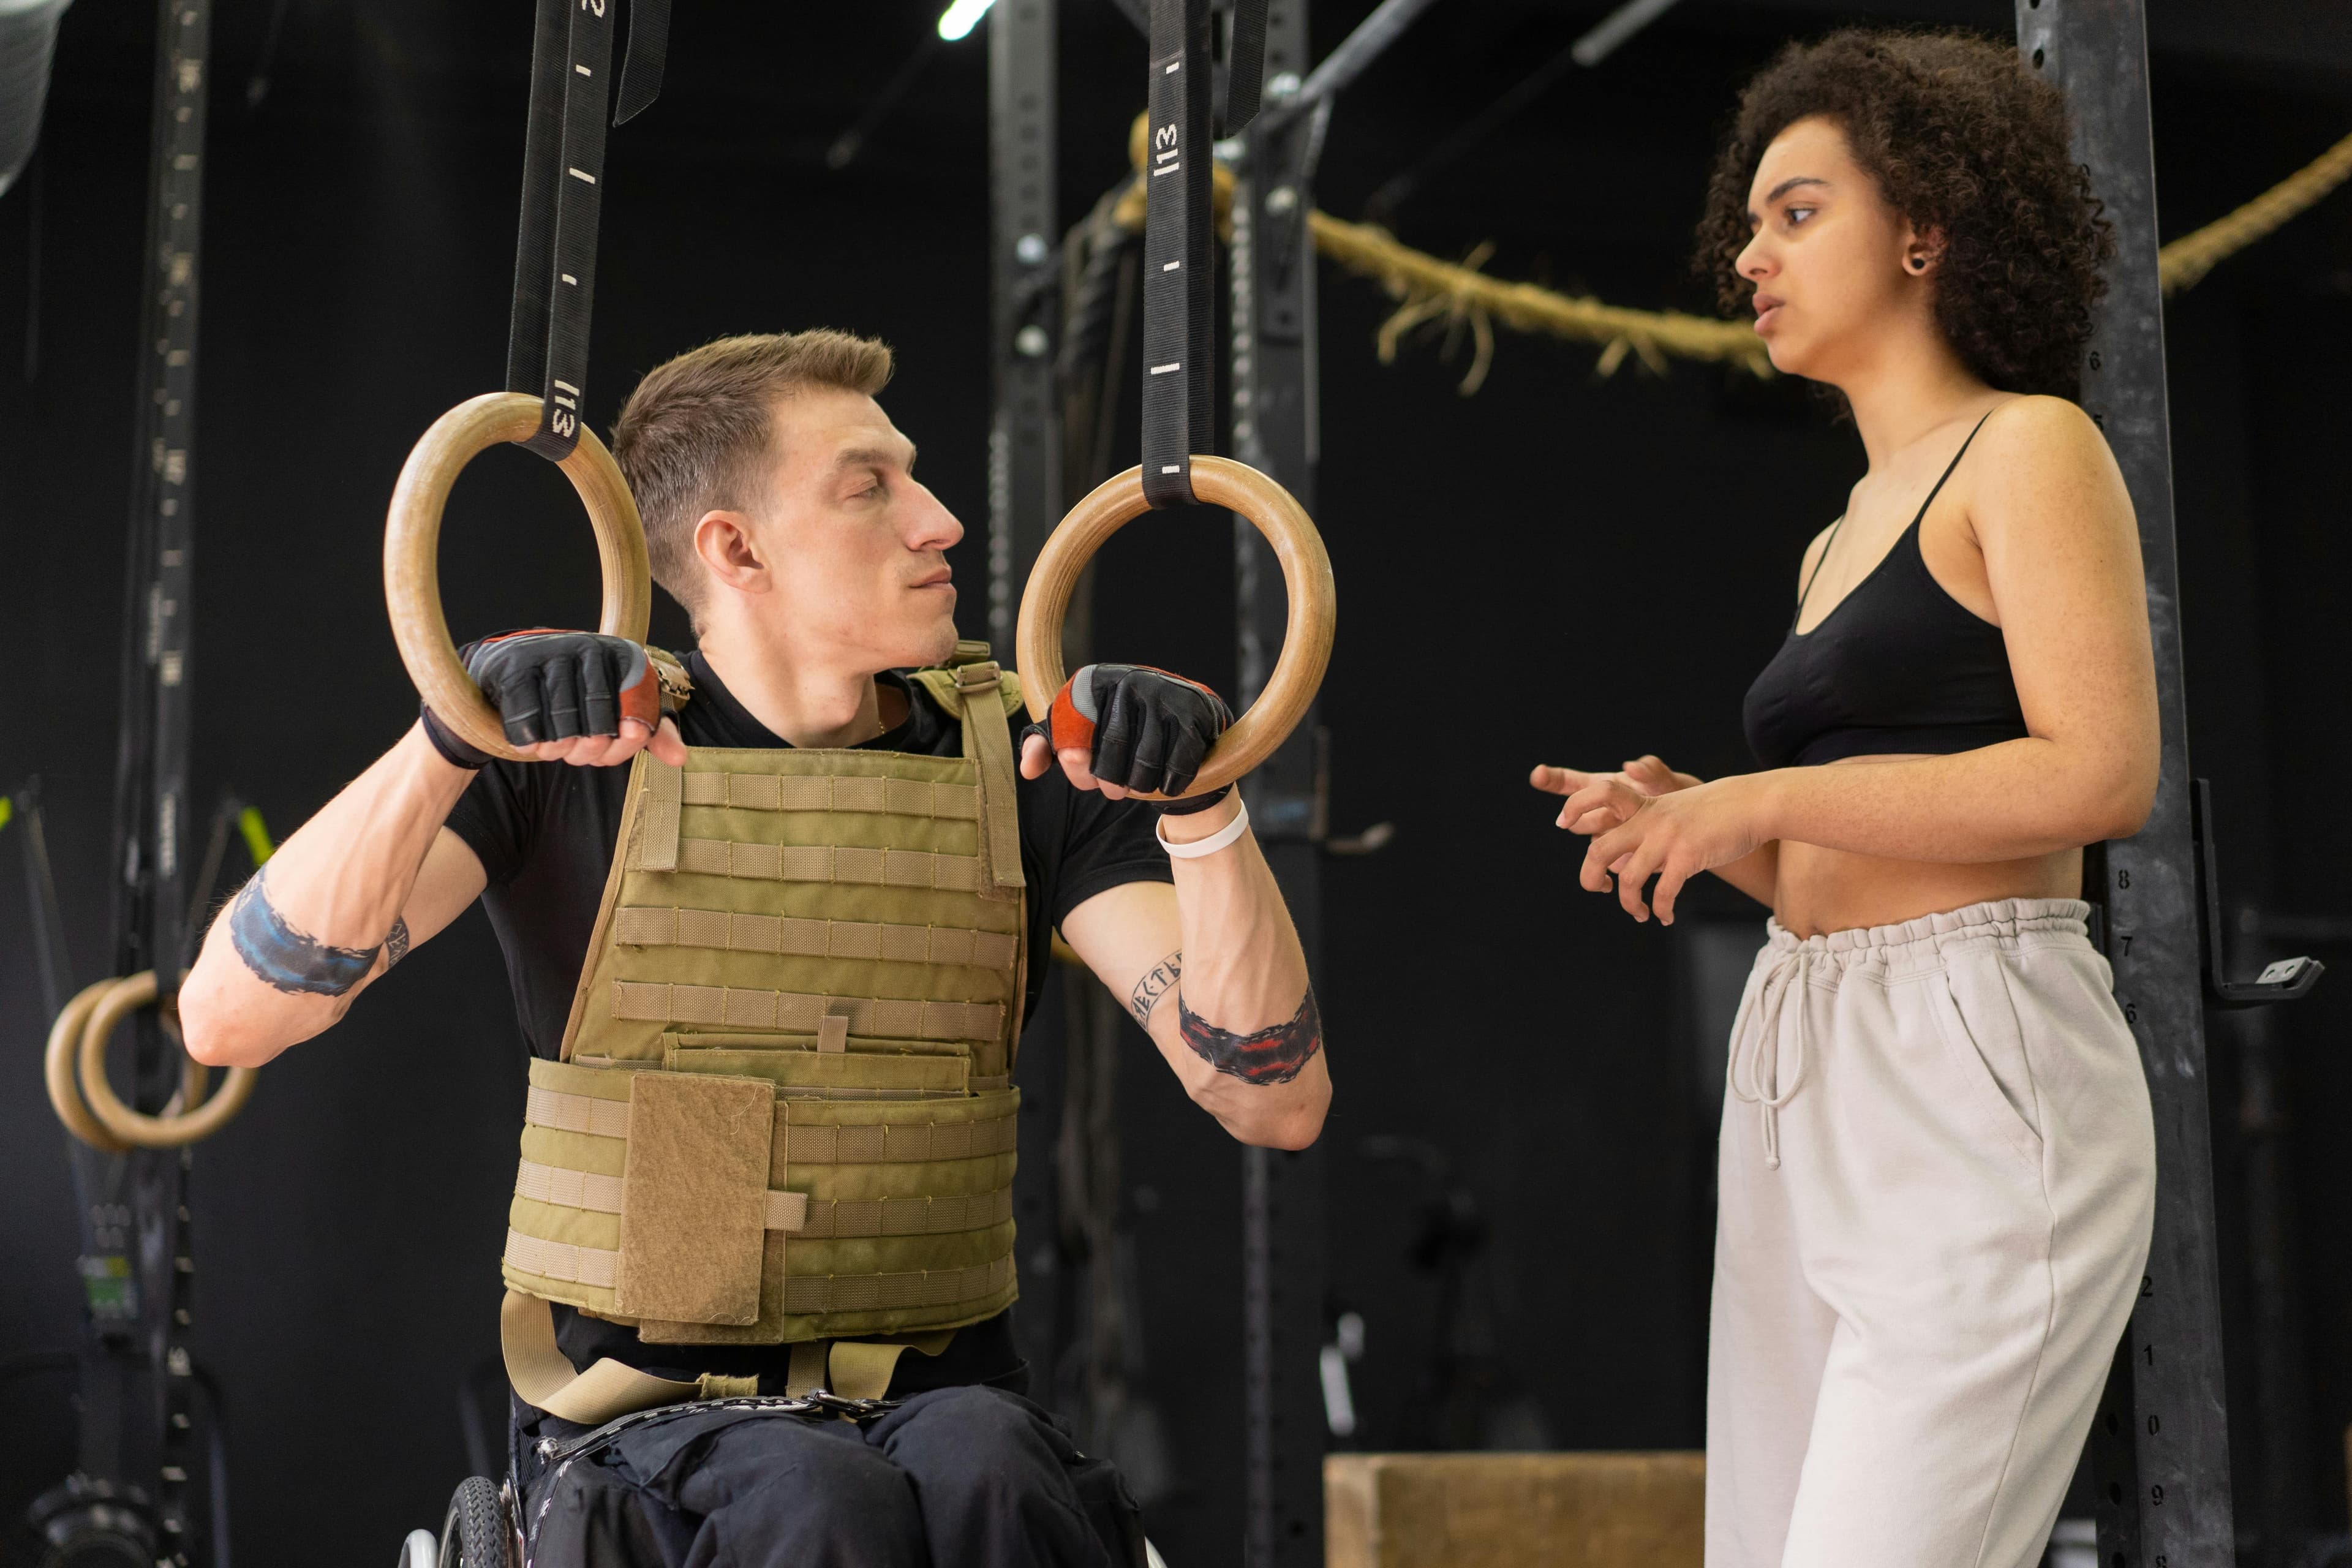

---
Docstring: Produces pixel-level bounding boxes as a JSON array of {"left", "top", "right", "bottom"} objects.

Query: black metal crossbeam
[{"left": 1286, "top": 0, "right": 1442, "bottom": 121}]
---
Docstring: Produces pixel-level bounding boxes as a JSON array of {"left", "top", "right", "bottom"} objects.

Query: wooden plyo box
[{"left": 1325, "top": 1452, "right": 1705, "bottom": 1568}]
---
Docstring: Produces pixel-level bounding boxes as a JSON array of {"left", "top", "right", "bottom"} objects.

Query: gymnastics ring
[
  {"left": 70, "top": 971, "right": 255, "bottom": 1150},
  {"left": 74, "top": 968, "right": 252, "bottom": 1152},
  {"left": 385, "top": 391, "right": 652, "bottom": 763},
  {"left": 1016, "top": 458, "right": 1335, "bottom": 800}
]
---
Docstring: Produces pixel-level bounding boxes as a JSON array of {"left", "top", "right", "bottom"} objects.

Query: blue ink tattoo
[{"left": 227, "top": 870, "right": 382, "bottom": 996}]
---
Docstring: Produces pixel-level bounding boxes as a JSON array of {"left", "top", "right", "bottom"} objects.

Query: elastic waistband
[{"left": 1763, "top": 897, "right": 2091, "bottom": 970}]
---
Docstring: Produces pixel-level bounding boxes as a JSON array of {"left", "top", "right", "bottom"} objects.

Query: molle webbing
[
  {"left": 525, "top": 1080, "right": 1021, "bottom": 1164},
  {"left": 511, "top": 1169, "right": 1009, "bottom": 1237},
  {"left": 507, "top": 1230, "right": 1016, "bottom": 1315},
  {"left": 516, "top": 1158, "right": 814, "bottom": 1231},
  {"left": 682, "top": 771, "right": 981, "bottom": 820},
  {"left": 660, "top": 838, "right": 987, "bottom": 893},
  {"left": 608, "top": 982, "right": 1003, "bottom": 1043},
  {"left": 614, "top": 906, "right": 1017, "bottom": 970}
]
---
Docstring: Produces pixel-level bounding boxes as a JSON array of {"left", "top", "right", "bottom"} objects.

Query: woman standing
[{"left": 1532, "top": 31, "right": 2158, "bottom": 1568}]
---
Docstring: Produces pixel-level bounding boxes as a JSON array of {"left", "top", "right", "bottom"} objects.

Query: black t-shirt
[{"left": 445, "top": 649, "right": 1170, "bottom": 1396}]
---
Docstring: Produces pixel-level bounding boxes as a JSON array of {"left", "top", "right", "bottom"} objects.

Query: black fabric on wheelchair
[{"left": 511, "top": 1385, "right": 1147, "bottom": 1567}]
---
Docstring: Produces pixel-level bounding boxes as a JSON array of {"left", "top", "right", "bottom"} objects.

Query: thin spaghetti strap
[
  {"left": 1791, "top": 409, "right": 1993, "bottom": 631},
  {"left": 1907, "top": 409, "right": 1997, "bottom": 531},
  {"left": 1792, "top": 514, "right": 1847, "bottom": 628}
]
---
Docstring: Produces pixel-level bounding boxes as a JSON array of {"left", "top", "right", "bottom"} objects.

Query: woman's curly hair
[{"left": 1695, "top": 29, "right": 2113, "bottom": 401}]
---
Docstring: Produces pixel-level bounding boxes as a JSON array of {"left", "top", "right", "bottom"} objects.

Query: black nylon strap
[
  {"left": 1140, "top": 0, "right": 1215, "bottom": 508},
  {"left": 505, "top": 0, "right": 668, "bottom": 460},
  {"left": 1216, "top": 0, "right": 1268, "bottom": 139},
  {"left": 613, "top": 0, "right": 671, "bottom": 126}
]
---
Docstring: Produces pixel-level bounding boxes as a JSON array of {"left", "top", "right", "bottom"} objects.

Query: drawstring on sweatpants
[{"left": 1730, "top": 948, "right": 1812, "bottom": 1170}]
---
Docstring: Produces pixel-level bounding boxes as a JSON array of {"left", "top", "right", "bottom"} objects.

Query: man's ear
[{"left": 693, "top": 510, "right": 771, "bottom": 598}]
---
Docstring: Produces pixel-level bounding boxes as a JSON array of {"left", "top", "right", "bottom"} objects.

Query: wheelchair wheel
[{"left": 438, "top": 1476, "right": 514, "bottom": 1568}]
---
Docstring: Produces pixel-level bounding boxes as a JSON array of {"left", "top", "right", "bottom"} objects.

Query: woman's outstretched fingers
[
  {"left": 1651, "top": 856, "right": 1695, "bottom": 925},
  {"left": 1556, "top": 778, "right": 1641, "bottom": 835},
  {"left": 1615, "top": 840, "right": 1668, "bottom": 921},
  {"left": 1529, "top": 764, "right": 1590, "bottom": 796},
  {"left": 1624, "top": 756, "right": 1672, "bottom": 788}
]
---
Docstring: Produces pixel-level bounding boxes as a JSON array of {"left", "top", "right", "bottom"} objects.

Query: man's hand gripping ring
[
  {"left": 385, "top": 393, "right": 652, "bottom": 763},
  {"left": 1016, "top": 458, "right": 1335, "bottom": 801}
]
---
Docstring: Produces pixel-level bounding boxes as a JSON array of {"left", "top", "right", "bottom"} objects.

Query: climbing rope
[
  {"left": 1310, "top": 212, "right": 1767, "bottom": 388},
  {"left": 2158, "top": 128, "right": 2352, "bottom": 295},
  {"left": 1110, "top": 116, "right": 2351, "bottom": 390}
]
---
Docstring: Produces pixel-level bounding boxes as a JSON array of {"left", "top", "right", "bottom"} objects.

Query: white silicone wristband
[{"left": 1156, "top": 793, "right": 1251, "bottom": 859}]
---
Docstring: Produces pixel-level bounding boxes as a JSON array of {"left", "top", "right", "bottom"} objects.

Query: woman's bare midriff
[{"left": 1769, "top": 754, "right": 2084, "bottom": 939}]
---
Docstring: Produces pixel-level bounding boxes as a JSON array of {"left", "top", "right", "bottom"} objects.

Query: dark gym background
[{"left": 4, "top": 1, "right": 2348, "bottom": 1563}]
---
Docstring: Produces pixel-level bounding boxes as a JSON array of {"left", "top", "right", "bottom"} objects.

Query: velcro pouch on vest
[{"left": 613, "top": 1072, "right": 774, "bottom": 1326}]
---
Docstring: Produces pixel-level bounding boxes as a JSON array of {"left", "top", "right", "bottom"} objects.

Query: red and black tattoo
[{"left": 1177, "top": 989, "right": 1322, "bottom": 1085}]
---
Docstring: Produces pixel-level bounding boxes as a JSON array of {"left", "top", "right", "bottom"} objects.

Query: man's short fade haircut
[{"left": 611, "top": 330, "right": 894, "bottom": 622}]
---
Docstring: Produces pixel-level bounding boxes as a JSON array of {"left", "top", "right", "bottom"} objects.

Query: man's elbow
[
  {"left": 176, "top": 967, "right": 306, "bottom": 1070},
  {"left": 176, "top": 979, "right": 244, "bottom": 1069},
  {"left": 1227, "top": 1090, "right": 1329, "bottom": 1152}
]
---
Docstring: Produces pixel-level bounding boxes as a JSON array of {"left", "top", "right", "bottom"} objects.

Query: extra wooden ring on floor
[
  {"left": 1016, "top": 458, "right": 1336, "bottom": 801},
  {"left": 75, "top": 971, "right": 257, "bottom": 1149},
  {"left": 385, "top": 392, "right": 652, "bottom": 763}
]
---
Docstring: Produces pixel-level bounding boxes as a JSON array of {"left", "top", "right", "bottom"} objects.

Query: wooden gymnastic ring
[
  {"left": 47, "top": 978, "right": 129, "bottom": 1153},
  {"left": 385, "top": 391, "right": 652, "bottom": 763},
  {"left": 75, "top": 971, "right": 257, "bottom": 1149},
  {"left": 1016, "top": 458, "right": 1335, "bottom": 800}
]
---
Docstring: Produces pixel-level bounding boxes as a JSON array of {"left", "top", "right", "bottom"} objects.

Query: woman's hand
[
  {"left": 1547, "top": 770, "right": 1776, "bottom": 925},
  {"left": 1529, "top": 755, "right": 1700, "bottom": 833}
]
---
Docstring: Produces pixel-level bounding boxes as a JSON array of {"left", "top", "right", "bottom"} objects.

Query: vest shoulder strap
[
  {"left": 907, "top": 659, "right": 1025, "bottom": 719},
  {"left": 645, "top": 645, "right": 694, "bottom": 712}
]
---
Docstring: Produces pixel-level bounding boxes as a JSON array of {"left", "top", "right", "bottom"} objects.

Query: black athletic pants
[{"left": 514, "top": 1386, "right": 1146, "bottom": 1567}]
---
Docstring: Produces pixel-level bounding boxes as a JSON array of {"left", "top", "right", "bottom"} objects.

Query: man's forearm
[
  {"left": 181, "top": 723, "right": 474, "bottom": 1064},
  {"left": 1152, "top": 796, "right": 1328, "bottom": 1147}
]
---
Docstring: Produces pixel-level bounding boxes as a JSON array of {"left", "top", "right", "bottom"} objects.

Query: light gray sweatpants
[{"left": 1705, "top": 899, "right": 2155, "bottom": 1568}]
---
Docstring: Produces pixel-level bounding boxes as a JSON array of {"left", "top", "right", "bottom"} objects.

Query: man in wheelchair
[{"left": 181, "top": 330, "right": 1330, "bottom": 1565}]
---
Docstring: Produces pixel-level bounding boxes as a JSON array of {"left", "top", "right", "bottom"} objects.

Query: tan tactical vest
[{"left": 496, "top": 646, "right": 1029, "bottom": 1420}]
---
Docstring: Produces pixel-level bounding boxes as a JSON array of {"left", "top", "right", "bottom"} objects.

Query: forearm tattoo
[
  {"left": 227, "top": 870, "right": 393, "bottom": 997},
  {"left": 1130, "top": 951, "right": 1182, "bottom": 1026},
  {"left": 384, "top": 918, "right": 412, "bottom": 970},
  {"left": 1177, "top": 989, "right": 1323, "bottom": 1086}
]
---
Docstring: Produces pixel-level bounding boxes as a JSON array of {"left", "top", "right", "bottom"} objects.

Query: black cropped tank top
[{"left": 1742, "top": 415, "right": 2028, "bottom": 769}]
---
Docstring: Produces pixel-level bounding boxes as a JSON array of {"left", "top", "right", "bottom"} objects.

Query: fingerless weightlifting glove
[
  {"left": 1023, "top": 663, "right": 1235, "bottom": 812},
  {"left": 420, "top": 629, "right": 660, "bottom": 769}
]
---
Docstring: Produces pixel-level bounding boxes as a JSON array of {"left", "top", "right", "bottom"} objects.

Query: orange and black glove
[
  {"left": 420, "top": 629, "right": 661, "bottom": 769},
  {"left": 1024, "top": 663, "right": 1234, "bottom": 812}
]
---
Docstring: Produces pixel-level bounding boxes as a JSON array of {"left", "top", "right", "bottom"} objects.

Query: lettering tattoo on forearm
[
  {"left": 384, "top": 918, "right": 411, "bottom": 970},
  {"left": 226, "top": 870, "right": 396, "bottom": 997},
  {"left": 1130, "top": 951, "right": 1182, "bottom": 1026},
  {"left": 1177, "top": 989, "right": 1323, "bottom": 1086}
]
